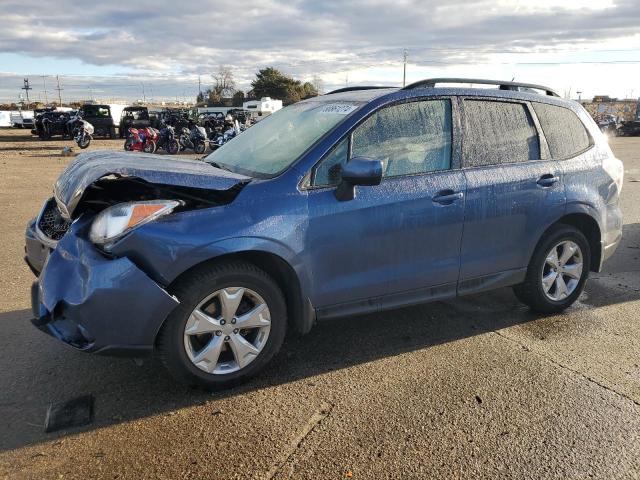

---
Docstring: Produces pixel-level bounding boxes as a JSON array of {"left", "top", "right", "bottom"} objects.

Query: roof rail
[
  {"left": 325, "top": 86, "right": 390, "bottom": 95},
  {"left": 402, "top": 78, "right": 560, "bottom": 97}
]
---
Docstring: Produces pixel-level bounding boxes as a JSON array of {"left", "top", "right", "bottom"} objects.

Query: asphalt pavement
[{"left": 0, "top": 131, "right": 639, "bottom": 479}]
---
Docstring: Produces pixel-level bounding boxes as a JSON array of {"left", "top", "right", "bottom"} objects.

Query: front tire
[
  {"left": 77, "top": 135, "right": 91, "bottom": 149},
  {"left": 167, "top": 139, "right": 179, "bottom": 155},
  {"left": 143, "top": 140, "right": 157, "bottom": 153},
  {"left": 157, "top": 261, "right": 287, "bottom": 389},
  {"left": 513, "top": 225, "right": 590, "bottom": 313}
]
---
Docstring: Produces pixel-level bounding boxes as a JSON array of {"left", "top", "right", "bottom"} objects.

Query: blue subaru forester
[{"left": 26, "top": 78, "right": 623, "bottom": 388}]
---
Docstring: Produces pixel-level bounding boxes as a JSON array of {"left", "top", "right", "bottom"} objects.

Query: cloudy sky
[{"left": 0, "top": 0, "right": 638, "bottom": 104}]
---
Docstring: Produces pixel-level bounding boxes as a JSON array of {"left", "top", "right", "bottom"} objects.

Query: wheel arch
[
  {"left": 164, "top": 249, "right": 315, "bottom": 337},
  {"left": 535, "top": 212, "right": 602, "bottom": 273}
]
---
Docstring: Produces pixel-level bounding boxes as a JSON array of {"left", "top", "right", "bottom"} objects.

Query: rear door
[
  {"left": 458, "top": 98, "right": 566, "bottom": 293},
  {"left": 306, "top": 98, "right": 467, "bottom": 312}
]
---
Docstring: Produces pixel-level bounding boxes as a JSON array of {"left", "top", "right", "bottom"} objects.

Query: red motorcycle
[{"left": 124, "top": 127, "right": 158, "bottom": 153}]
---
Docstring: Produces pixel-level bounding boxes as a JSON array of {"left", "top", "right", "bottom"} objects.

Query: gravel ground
[{"left": 0, "top": 128, "right": 639, "bottom": 479}]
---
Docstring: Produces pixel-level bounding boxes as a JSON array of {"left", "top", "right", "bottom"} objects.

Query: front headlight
[{"left": 89, "top": 200, "right": 181, "bottom": 248}]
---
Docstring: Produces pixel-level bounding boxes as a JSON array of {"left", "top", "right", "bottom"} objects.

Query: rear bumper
[
  {"left": 598, "top": 200, "right": 623, "bottom": 270},
  {"left": 29, "top": 218, "right": 180, "bottom": 356},
  {"left": 601, "top": 234, "right": 621, "bottom": 266}
]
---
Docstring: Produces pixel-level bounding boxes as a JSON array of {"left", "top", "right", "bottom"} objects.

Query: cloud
[{"left": 0, "top": 0, "right": 639, "bottom": 102}]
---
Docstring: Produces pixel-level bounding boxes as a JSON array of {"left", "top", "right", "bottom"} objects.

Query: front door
[{"left": 305, "top": 98, "right": 467, "bottom": 313}]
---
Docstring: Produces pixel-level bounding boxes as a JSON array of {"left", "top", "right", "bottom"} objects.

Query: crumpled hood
[{"left": 54, "top": 150, "right": 250, "bottom": 217}]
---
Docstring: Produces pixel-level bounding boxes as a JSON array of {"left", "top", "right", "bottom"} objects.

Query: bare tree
[{"left": 212, "top": 66, "right": 236, "bottom": 98}]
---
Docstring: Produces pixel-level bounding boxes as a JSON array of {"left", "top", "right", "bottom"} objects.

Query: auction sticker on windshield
[{"left": 319, "top": 104, "right": 359, "bottom": 115}]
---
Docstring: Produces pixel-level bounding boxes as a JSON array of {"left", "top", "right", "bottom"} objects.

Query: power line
[
  {"left": 402, "top": 49, "right": 408, "bottom": 87},
  {"left": 21, "top": 78, "right": 32, "bottom": 108},
  {"left": 55, "top": 75, "right": 63, "bottom": 105},
  {"left": 40, "top": 75, "right": 48, "bottom": 104}
]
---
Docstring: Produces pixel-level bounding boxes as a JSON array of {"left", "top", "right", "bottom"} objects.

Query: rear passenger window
[
  {"left": 463, "top": 100, "right": 540, "bottom": 167},
  {"left": 351, "top": 99, "right": 452, "bottom": 178},
  {"left": 532, "top": 103, "right": 591, "bottom": 159}
]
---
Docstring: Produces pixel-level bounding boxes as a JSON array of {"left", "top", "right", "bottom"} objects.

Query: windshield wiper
[{"left": 207, "top": 161, "right": 231, "bottom": 172}]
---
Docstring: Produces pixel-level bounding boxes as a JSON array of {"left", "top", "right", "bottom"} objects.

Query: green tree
[
  {"left": 232, "top": 90, "right": 245, "bottom": 107},
  {"left": 251, "top": 67, "right": 318, "bottom": 105}
]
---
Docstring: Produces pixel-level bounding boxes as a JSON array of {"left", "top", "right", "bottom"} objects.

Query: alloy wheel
[
  {"left": 541, "top": 240, "right": 583, "bottom": 301},
  {"left": 183, "top": 287, "right": 271, "bottom": 374}
]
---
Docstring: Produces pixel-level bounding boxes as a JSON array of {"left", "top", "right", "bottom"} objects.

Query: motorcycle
[
  {"left": 209, "top": 119, "right": 243, "bottom": 151},
  {"left": 156, "top": 125, "right": 180, "bottom": 154},
  {"left": 124, "top": 127, "right": 158, "bottom": 153},
  {"left": 179, "top": 123, "right": 207, "bottom": 154},
  {"left": 68, "top": 115, "right": 94, "bottom": 149}
]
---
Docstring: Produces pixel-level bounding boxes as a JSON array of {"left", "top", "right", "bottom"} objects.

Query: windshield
[
  {"left": 204, "top": 100, "right": 361, "bottom": 177},
  {"left": 124, "top": 109, "right": 149, "bottom": 120}
]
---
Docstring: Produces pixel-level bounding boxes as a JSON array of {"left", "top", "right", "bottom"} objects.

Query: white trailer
[
  {"left": 0, "top": 111, "right": 12, "bottom": 127},
  {"left": 9, "top": 110, "right": 34, "bottom": 128},
  {"left": 242, "top": 97, "right": 283, "bottom": 119}
]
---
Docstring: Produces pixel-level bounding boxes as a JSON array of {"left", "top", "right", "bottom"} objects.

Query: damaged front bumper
[{"left": 29, "top": 217, "right": 180, "bottom": 356}]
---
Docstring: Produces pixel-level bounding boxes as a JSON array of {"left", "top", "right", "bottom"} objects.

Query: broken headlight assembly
[{"left": 89, "top": 200, "right": 181, "bottom": 250}]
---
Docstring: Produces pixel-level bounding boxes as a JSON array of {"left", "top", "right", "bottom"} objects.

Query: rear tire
[
  {"left": 157, "top": 261, "right": 287, "bottom": 389},
  {"left": 513, "top": 225, "right": 590, "bottom": 313}
]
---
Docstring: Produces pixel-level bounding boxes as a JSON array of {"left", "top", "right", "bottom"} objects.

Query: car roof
[
  {"left": 309, "top": 88, "right": 398, "bottom": 103},
  {"left": 318, "top": 84, "right": 578, "bottom": 112}
]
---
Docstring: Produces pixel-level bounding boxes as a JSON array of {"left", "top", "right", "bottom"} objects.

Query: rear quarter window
[
  {"left": 532, "top": 103, "right": 591, "bottom": 159},
  {"left": 463, "top": 100, "right": 540, "bottom": 167}
]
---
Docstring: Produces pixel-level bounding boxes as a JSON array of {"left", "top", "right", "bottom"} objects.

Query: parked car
[
  {"left": 119, "top": 106, "right": 150, "bottom": 138},
  {"left": 79, "top": 104, "right": 116, "bottom": 138},
  {"left": 596, "top": 115, "right": 619, "bottom": 136},
  {"left": 25, "top": 78, "right": 623, "bottom": 388},
  {"left": 618, "top": 120, "right": 640, "bottom": 136}
]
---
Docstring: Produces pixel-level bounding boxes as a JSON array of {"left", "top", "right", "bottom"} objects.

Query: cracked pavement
[{"left": 0, "top": 130, "right": 639, "bottom": 479}]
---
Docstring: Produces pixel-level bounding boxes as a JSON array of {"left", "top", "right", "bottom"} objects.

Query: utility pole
[
  {"left": 402, "top": 49, "right": 408, "bottom": 87},
  {"left": 55, "top": 75, "right": 63, "bottom": 106},
  {"left": 141, "top": 82, "right": 146, "bottom": 103},
  {"left": 21, "top": 78, "right": 32, "bottom": 109},
  {"left": 40, "top": 75, "right": 48, "bottom": 104},
  {"left": 198, "top": 75, "right": 202, "bottom": 99}
]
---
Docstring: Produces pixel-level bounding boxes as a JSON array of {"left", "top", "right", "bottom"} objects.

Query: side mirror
[{"left": 334, "top": 156, "right": 383, "bottom": 201}]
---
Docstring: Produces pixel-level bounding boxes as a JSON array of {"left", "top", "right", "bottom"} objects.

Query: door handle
[
  {"left": 537, "top": 174, "right": 560, "bottom": 187},
  {"left": 432, "top": 190, "right": 464, "bottom": 205}
]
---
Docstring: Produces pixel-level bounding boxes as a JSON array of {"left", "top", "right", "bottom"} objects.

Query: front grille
[{"left": 38, "top": 200, "right": 71, "bottom": 241}]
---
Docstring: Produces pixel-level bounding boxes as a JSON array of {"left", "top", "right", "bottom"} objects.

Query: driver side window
[
  {"left": 311, "top": 99, "right": 452, "bottom": 186},
  {"left": 352, "top": 100, "right": 452, "bottom": 178},
  {"left": 313, "top": 137, "right": 349, "bottom": 187}
]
